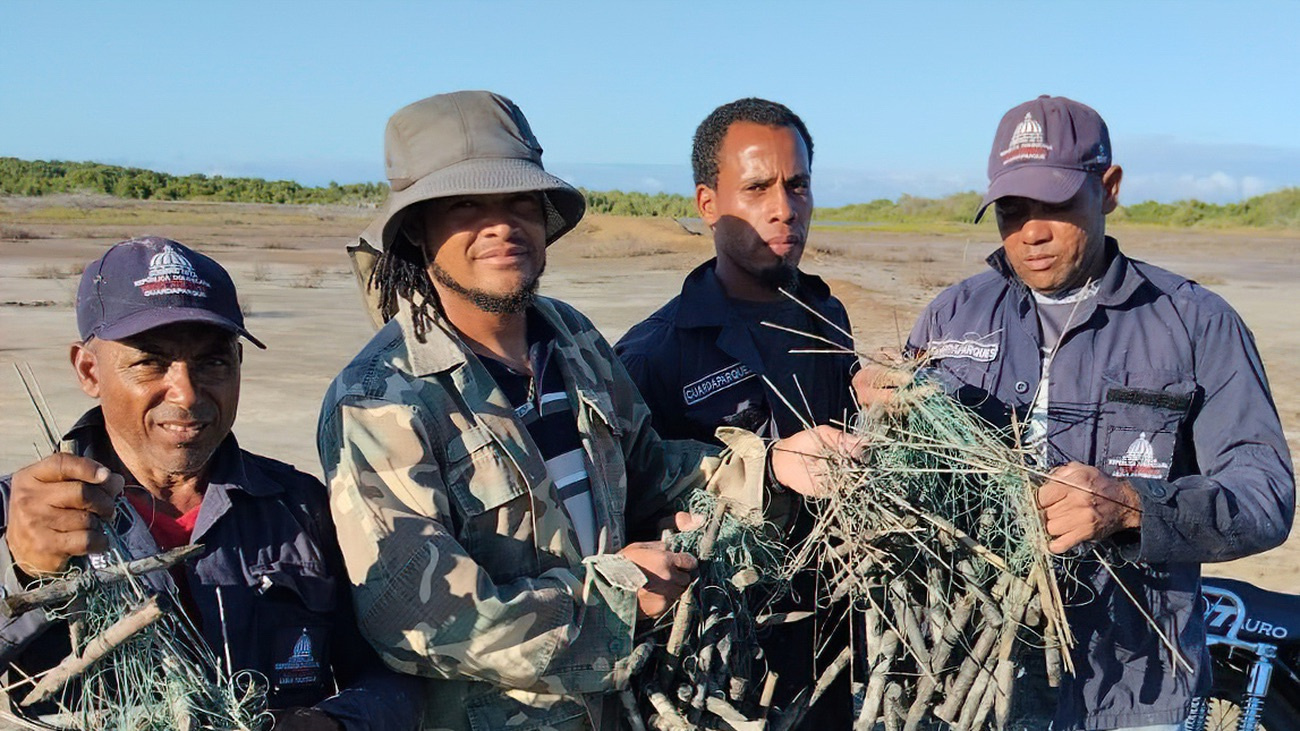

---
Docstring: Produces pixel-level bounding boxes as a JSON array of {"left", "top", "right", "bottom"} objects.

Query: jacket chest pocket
[
  {"left": 445, "top": 426, "right": 539, "bottom": 582},
  {"left": 1098, "top": 369, "right": 1196, "bottom": 480},
  {"left": 245, "top": 562, "right": 337, "bottom": 709}
]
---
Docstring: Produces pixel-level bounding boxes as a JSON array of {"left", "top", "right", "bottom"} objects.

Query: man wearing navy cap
[
  {"left": 898, "top": 97, "right": 1294, "bottom": 729},
  {"left": 0, "top": 237, "right": 422, "bottom": 729}
]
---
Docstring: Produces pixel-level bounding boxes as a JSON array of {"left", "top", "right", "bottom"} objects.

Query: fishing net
[
  {"left": 781, "top": 372, "right": 1072, "bottom": 731},
  {"left": 5, "top": 504, "right": 270, "bottom": 731}
]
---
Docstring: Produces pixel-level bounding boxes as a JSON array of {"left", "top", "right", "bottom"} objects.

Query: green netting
[{"left": 24, "top": 507, "right": 269, "bottom": 731}]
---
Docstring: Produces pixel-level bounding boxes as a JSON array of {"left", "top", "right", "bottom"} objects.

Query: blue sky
[{"left": 3, "top": 1, "right": 1298, "bottom": 206}]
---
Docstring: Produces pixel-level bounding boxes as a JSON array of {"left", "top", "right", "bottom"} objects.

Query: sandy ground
[{"left": 3, "top": 196, "right": 1298, "bottom": 591}]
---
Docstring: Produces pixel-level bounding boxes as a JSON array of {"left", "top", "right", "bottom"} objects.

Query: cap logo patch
[
  {"left": 133, "top": 245, "right": 210, "bottom": 298},
  {"left": 1000, "top": 113, "right": 1053, "bottom": 165}
]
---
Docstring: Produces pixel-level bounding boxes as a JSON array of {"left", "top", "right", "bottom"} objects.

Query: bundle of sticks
[
  {"left": 783, "top": 378, "right": 1073, "bottom": 731},
  {"left": 625, "top": 491, "right": 799, "bottom": 731},
  {"left": 6, "top": 364, "right": 267, "bottom": 730}
]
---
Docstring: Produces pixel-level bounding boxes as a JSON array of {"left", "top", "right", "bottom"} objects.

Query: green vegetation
[
  {"left": 1113, "top": 188, "right": 1300, "bottom": 228},
  {"left": 4, "top": 157, "right": 1299, "bottom": 229},
  {"left": 818, "top": 192, "right": 986, "bottom": 225},
  {"left": 580, "top": 188, "right": 696, "bottom": 217},
  {"left": 0, "top": 158, "right": 386, "bottom": 204}
]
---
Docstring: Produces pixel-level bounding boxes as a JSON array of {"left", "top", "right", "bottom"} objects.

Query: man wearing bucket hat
[
  {"left": 0, "top": 237, "right": 423, "bottom": 729},
  {"left": 896, "top": 96, "right": 1294, "bottom": 729},
  {"left": 318, "top": 91, "right": 849, "bottom": 730}
]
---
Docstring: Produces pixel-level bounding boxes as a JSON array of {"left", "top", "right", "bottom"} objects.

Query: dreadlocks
[{"left": 369, "top": 225, "right": 441, "bottom": 343}]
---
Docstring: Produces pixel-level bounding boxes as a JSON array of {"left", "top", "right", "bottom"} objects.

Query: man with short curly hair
[{"left": 617, "top": 97, "right": 858, "bottom": 726}]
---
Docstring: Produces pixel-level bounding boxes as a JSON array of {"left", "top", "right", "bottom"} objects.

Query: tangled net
[
  {"left": 782, "top": 374, "right": 1071, "bottom": 731},
  {"left": 6, "top": 507, "right": 270, "bottom": 731},
  {"left": 622, "top": 489, "right": 798, "bottom": 731}
]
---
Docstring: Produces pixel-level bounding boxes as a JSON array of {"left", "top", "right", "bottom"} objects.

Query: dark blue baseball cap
[
  {"left": 75, "top": 237, "right": 266, "bottom": 348},
  {"left": 975, "top": 95, "right": 1112, "bottom": 223}
]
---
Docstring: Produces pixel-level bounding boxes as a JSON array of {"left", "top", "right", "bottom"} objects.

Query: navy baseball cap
[
  {"left": 975, "top": 95, "right": 1112, "bottom": 223},
  {"left": 76, "top": 237, "right": 266, "bottom": 348}
]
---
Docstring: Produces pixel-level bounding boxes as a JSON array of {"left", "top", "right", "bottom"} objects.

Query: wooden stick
[
  {"left": 620, "top": 690, "right": 646, "bottom": 731},
  {"left": 2, "top": 545, "right": 204, "bottom": 617},
  {"left": 645, "top": 683, "right": 692, "bottom": 731},
  {"left": 958, "top": 580, "right": 1032, "bottom": 731},
  {"left": 22, "top": 595, "right": 165, "bottom": 706},
  {"left": 792, "top": 645, "right": 852, "bottom": 727},
  {"left": 889, "top": 581, "right": 937, "bottom": 684},
  {"left": 933, "top": 617, "right": 1001, "bottom": 723},
  {"left": 883, "top": 682, "right": 905, "bottom": 731},
  {"left": 758, "top": 670, "right": 779, "bottom": 720},
  {"left": 904, "top": 591, "right": 976, "bottom": 731},
  {"left": 704, "top": 695, "right": 752, "bottom": 726},
  {"left": 855, "top": 628, "right": 899, "bottom": 731},
  {"left": 992, "top": 580, "right": 1034, "bottom": 728},
  {"left": 662, "top": 499, "right": 728, "bottom": 685},
  {"left": 960, "top": 664, "right": 1001, "bottom": 731}
]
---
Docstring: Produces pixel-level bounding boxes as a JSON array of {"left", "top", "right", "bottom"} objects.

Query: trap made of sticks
[
  {"left": 5, "top": 364, "right": 268, "bottom": 730},
  {"left": 621, "top": 489, "right": 806, "bottom": 731},
  {"left": 782, "top": 378, "right": 1071, "bottom": 731}
]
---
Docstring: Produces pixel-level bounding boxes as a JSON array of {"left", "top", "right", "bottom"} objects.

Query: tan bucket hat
[
  {"left": 348, "top": 91, "right": 586, "bottom": 327},
  {"left": 366, "top": 90, "right": 585, "bottom": 251}
]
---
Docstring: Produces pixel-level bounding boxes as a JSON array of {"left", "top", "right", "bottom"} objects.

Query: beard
[
  {"left": 757, "top": 262, "right": 799, "bottom": 292},
  {"left": 429, "top": 261, "right": 542, "bottom": 314},
  {"left": 713, "top": 218, "right": 804, "bottom": 295}
]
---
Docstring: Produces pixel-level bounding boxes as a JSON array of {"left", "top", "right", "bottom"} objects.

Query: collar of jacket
[
  {"left": 985, "top": 236, "right": 1144, "bottom": 309},
  {"left": 395, "top": 297, "right": 598, "bottom": 391},
  {"left": 674, "top": 258, "right": 834, "bottom": 329},
  {"left": 61, "top": 406, "right": 281, "bottom": 499}
]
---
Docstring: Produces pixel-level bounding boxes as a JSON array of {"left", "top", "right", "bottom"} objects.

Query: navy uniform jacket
[
  {"left": 909, "top": 239, "right": 1295, "bottom": 730},
  {"left": 615, "top": 259, "right": 857, "bottom": 445},
  {"left": 615, "top": 258, "right": 858, "bottom": 724},
  {"left": 0, "top": 408, "right": 424, "bottom": 729}
]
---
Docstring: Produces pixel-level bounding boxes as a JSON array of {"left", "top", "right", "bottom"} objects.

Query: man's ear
[
  {"left": 1101, "top": 165, "right": 1123, "bottom": 215},
  {"left": 696, "top": 183, "right": 719, "bottom": 227},
  {"left": 70, "top": 340, "right": 101, "bottom": 398}
]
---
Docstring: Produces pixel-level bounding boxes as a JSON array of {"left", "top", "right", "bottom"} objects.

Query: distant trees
[
  {"left": 580, "top": 188, "right": 696, "bottom": 217},
  {"left": 1115, "top": 188, "right": 1300, "bottom": 228},
  {"left": 3, "top": 158, "right": 1298, "bottom": 228},
  {"left": 0, "top": 158, "right": 387, "bottom": 204},
  {"left": 817, "top": 192, "right": 986, "bottom": 225}
]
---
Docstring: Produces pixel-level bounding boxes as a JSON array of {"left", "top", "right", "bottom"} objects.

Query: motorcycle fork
[
  {"left": 1237, "top": 644, "right": 1277, "bottom": 731},
  {"left": 1186, "top": 644, "right": 1277, "bottom": 731}
]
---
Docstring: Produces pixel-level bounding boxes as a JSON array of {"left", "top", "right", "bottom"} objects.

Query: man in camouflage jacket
[{"left": 317, "top": 91, "right": 842, "bottom": 730}]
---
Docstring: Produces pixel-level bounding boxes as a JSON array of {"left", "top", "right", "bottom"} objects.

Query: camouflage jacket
[{"left": 317, "top": 297, "right": 767, "bottom": 731}]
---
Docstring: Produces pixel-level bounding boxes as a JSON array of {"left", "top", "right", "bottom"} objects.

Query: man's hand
[
  {"left": 852, "top": 362, "right": 910, "bottom": 408},
  {"left": 1037, "top": 462, "right": 1143, "bottom": 554},
  {"left": 618, "top": 541, "right": 698, "bottom": 619},
  {"left": 8, "top": 454, "right": 124, "bottom": 576},
  {"left": 770, "top": 425, "right": 865, "bottom": 499}
]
